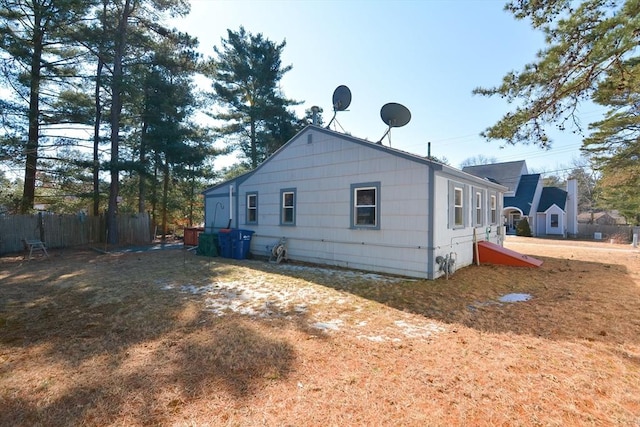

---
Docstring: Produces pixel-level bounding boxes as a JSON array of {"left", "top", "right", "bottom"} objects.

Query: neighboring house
[
  {"left": 577, "top": 211, "right": 628, "bottom": 225},
  {"left": 203, "top": 125, "right": 506, "bottom": 279},
  {"left": 463, "top": 160, "right": 578, "bottom": 237}
]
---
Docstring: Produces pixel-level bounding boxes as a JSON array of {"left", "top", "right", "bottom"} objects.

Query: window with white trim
[
  {"left": 454, "top": 186, "right": 464, "bottom": 227},
  {"left": 351, "top": 182, "right": 380, "bottom": 229},
  {"left": 449, "top": 181, "right": 468, "bottom": 229},
  {"left": 246, "top": 193, "right": 257, "bottom": 224},
  {"left": 490, "top": 194, "right": 497, "bottom": 224},
  {"left": 475, "top": 191, "right": 483, "bottom": 226},
  {"left": 280, "top": 189, "right": 296, "bottom": 225}
]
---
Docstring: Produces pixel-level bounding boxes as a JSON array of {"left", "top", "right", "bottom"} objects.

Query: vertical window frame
[
  {"left": 280, "top": 188, "right": 296, "bottom": 226},
  {"left": 475, "top": 190, "right": 483, "bottom": 226},
  {"left": 454, "top": 186, "right": 464, "bottom": 227},
  {"left": 490, "top": 194, "right": 497, "bottom": 225},
  {"left": 449, "top": 180, "right": 468, "bottom": 229},
  {"left": 350, "top": 182, "right": 381, "bottom": 230},
  {"left": 246, "top": 192, "right": 258, "bottom": 224}
]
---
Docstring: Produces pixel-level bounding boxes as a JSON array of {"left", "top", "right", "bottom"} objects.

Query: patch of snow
[
  {"left": 156, "top": 266, "right": 446, "bottom": 344},
  {"left": 498, "top": 293, "right": 533, "bottom": 303},
  {"left": 312, "top": 319, "right": 343, "bottom": 331},
  {"left": 394, "top": 320, "right": 445, "bottom": 338}
]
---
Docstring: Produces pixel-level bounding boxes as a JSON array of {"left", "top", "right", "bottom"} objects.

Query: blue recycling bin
[
  {"left": 218, "top": 229, "right": 233, "bottom": 258},
  {"left": 231, "top": 229, "right": 254, "bottom": 259}
]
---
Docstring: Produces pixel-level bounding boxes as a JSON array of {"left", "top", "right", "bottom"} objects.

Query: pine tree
[
  {"left": 206, "top": 26, "right": 301, "bottom": 169},
  {"left": 0, "top": 0, "right": 92, "bottom": 213},
  {"left": 474, "top": 0, "right": 640, "bottom": 148}
]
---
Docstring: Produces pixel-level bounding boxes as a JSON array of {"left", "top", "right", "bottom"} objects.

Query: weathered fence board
[{"left": 0, "top": 213, "right": 151, "bottom": 255}]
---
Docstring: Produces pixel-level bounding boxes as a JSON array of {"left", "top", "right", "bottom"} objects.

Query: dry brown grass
[{"left": 1, "top": 237, "right": 639, "bottom": 426}]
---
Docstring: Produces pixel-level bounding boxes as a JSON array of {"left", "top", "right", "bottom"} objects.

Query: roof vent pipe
[{"left": 311, "top": 106, "right": 320, "bottom": 125}]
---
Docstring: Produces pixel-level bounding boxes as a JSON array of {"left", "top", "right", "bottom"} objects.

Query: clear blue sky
[{"left": 174, "top": 0, "right": 597, "bottom": 175}]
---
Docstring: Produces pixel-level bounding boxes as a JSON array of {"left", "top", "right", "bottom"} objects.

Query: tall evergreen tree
[
  {"left": 206, "top": 26, "right": 301, "bottom": 169},
  {"left": 582, "top": 57, "right": 640, "bottom": 224},
  {"left": 474, "top": 0, "right": 640, "bottom": 148},
  {"left": 0, "top": 0, "right": 92, "bottom": 213},
  {"left": 93, "top": 0, "right": 190, "bottom": 244},
  {"left": 474, "top": 0, "right": 639, "bottom": 223}
]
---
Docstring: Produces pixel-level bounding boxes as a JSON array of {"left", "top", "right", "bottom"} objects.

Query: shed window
[
  {"left": 351, "top": 182, "right": 380, "bottom": 229},
  {"left": 490, "top": 194, "right": 497, "bottom": 224},
  {"left": 454, "top": 187, "right": 464, "bottom": 227},
  {"left": 550, "top": 214, "right": 559, "bottom": 228},
  {"left": 448, "top": 181, "right": 468, "bottom": 229},
  {"left": 246, "top": 193, "right": 258, "bottom": 224},
  {"left": 280, "top": 189, "right": 296, "bottom": 225},
  {"left": 475, "top": 191, "right": 483, "bottom": 226}
]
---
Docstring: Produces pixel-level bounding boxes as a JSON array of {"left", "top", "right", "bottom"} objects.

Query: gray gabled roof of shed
[
  {"left": 504, "top": 173, "right": 540, "bottom": 215},
  {"left": 537, "top": 187, "right": 567, "bottom": 212},
  {"left": 203, "top": 125, "right": 508, "bottom": 194},
  {"left": 462, "top": 160, "right": 527, "bottom": 192}
]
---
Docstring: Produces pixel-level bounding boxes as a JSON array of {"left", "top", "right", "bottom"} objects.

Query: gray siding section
[{"left": 239, "top": 129, "right": 432, "bottom": 278}]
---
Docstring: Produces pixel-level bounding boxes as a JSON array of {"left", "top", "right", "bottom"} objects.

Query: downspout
[
  {"left": 427, "top": 167, "right": 436, "bottom": 279},
  {"left": 228, "top": 185, "right": 233, "bottom": 229}
]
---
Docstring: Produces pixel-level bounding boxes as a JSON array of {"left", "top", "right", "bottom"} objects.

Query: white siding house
[{"left": 203, "top": 126, "right": 506, "bottom": 279}]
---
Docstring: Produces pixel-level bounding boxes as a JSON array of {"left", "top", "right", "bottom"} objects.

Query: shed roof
[{"left": 203, "top": 125, "right": 508, "bottom": 194}]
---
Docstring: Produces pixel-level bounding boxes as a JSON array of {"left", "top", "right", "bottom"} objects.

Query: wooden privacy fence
[
  {"left": 0, "top": 213, "right": 152, "bottom": 255},
  {"left": 577, "top": 223, "right": 635, "bottom": 242}
]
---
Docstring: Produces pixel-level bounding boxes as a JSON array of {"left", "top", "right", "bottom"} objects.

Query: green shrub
[{"left": 516, "top": 217, "right": 533, "bottom": 237}]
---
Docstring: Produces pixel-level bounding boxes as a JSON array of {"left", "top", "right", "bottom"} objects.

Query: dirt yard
[{"left": 1, "top": 237, "right": 639, "bottom": 426}]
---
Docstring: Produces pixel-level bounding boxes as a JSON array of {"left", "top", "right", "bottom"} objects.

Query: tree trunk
[
  {"left": 187, "top": 168, "right": 195, "bottom": 227},
  {"left": 138, "top": 121, "right": 148, "bottom": 213},
  {"left": 92, "top": 58, "right": 103, "bottom": 216},
  {"left": 151, "top": 155, "right": 159, "bottom": 238},
  {"left": 250, "top": 117, "right": 257, "bottom": 169},
  {"left": 161, "top": 160, "right": 170, "bottom": 242},
  {"left": 106, "top": 0, "right": 134, "bottom": 244},
  {"left": 21, "top": 12, "right": 43, "bottom": 213}
]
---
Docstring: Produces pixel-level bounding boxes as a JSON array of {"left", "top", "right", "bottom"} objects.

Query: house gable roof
[
  {"left": 504, "top": 173, "right": 540, "bottom": 215},
  {"left": 203, "top": 125, "right": 508, "bottom": 193},
  {"left": 462, "top": 160, "right": 527, "bottom": 192},
  {"left": 202, "top": 170, "right": 254, "bottom": 195},
  {"left": 538, "top": 187, "right": 567, "bottom": 212}
]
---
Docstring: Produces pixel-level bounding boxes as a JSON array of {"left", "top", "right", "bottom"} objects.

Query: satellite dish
[
  {"left": 332, "top": 85, "right": 351, "bottom": 111},
  {"left": 377, "top": 102, "right": 411, "bottom": 145},
  {"left": 326, "top": 85, "right": 351, "bottom": 129}
]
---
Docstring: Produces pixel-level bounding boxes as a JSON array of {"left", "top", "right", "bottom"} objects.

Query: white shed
[{"left": 203, "top": 125, "right": 506, "bottom": 279}]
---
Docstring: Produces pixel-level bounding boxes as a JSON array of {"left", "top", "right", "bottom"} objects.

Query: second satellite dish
[
  {"left": 378, "top": 102, "right": 411, "bottom": 145},
  {"left": 326, "top": 85, "right": 351, "bottom": 129}
]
